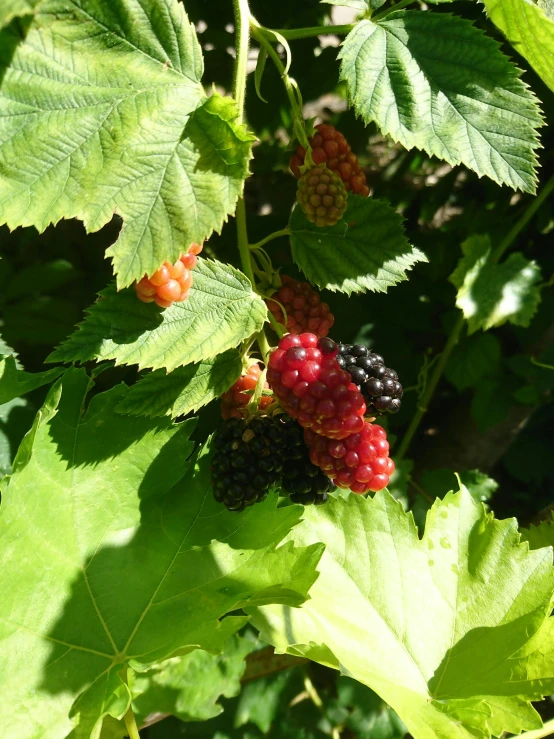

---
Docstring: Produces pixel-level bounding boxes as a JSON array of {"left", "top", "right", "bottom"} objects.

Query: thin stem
[
  {"left": 396, "top": 315, "right": 464, "bottom": 460},
  {"left": 257, "top": 329, "right": 271, "bottom": 361},
  {"left": 491, "top": 172, "right": 554, "bottom": 263},
  {"left": 250, "top": 228, "right": 290, "bottom": 251},
  {"left": 232, "top": 0, "right": 250, "bottom": 119},
  {"left": 372, "top": 0, "right": 415, "bottom": 21},
  {"left": 272, "top": 24, "right": 355, "bottom": 41},
  {"left": 250, "top": 23, "right": 309, "bottom": 148},
  {"left": 396, "top": 172, "right": 554, "bottom": 460},
  {"left": 123, "top": 705, "right": 141, "bottom": 739},
  {"left": 518, "top": 718, "right": 554, "bottom": 739},
  {"left": 236, "top": 199, "right": 256, "bottom": 286},
  {"left": 267, "top": 309, "right": 285, "bottom": 339}
]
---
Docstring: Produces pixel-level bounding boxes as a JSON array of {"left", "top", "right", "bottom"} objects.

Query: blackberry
[
  {"left": 266, "top": 275, "right": 334, "bottom": 338},
  {"left": 267, "top": 333, "right": 367, "bottom": 440},
  {"left": 306, "top": 421, "right": 394, "bottom": 494},
  {"left": 290, "top": 124, "right": 370, "bottom": 196},
  {"left": 297, "top": 166, "right": 347, "bottom": 227},
  {"left": 211, "top": 417, "right": 287, "bottom": 512},
  {"left": 276, "top": 416, "right": 335, "bottom": 505},
  {"left": 336, "top": 343, "right": 403, "bottom": 416}
]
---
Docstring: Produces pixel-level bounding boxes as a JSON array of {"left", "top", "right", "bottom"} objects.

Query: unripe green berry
[{"left": 297, "top": 166, "right": 348, "bottom": 227}]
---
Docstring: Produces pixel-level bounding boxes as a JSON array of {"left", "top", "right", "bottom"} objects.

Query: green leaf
[
  {"left": 445, "top": 333, "right": 501, "bottom": 391},
  {"left": 339, "top": 12, "right": 542, "bottom": 192},
  {"left": 0, "top": 355, "right": 64, "bottom": 405},
  {"left": 0, "top": 1, "right": 255, "bottom": 287},
  {"left": 0, "top": 0, "right": 38, "bottom": 28},
  {"left": 321, "top": 0, "right": 370, "bottom": 9},
  {"left": 0, "top": 334, "right": 21, "bottom": 368},
  {"left": 2, "top": 259, "right": 79, "bottom": 300},
  {"left": 0, "top": 396, "right": 36, "bottom": 478},
  {"left": 48, "top": 259, "right": 267, "bottom": 372},
  {"left": 250, "top": 490, "right": 554, "bottom": 739},
  {"left": 471, "top": 378, "right": 513, "bottom": 431},
  {"left": 521, "top": 514, "right": 554, "bottom": 551},
  {"left": 538, "top": 0, "right": 554, "bottom": 21},
  {"left": 0, "top": 369, "right": 323, "bottom": 738},
  {"left": 483, "top": 0, "right": 554, "bottom": 93},
  {"left": 450, "top": 235, "right": 542, "bottom": 334},
  {"left": 130, "top": 633, "right": 258, "bottom": 725},
  {"left": 116, "top": 350, "right": 242, "bottom": 418},
  {"left": 289, "top": 195, "right": 426, "bottom": 294}
]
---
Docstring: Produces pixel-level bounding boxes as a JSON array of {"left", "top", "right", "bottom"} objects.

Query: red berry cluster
[
  {"left": 134, "top": 243, "right": 203, "bottom": 308},
  {"left": 221, "top": 364, "right": 273, "bottom": 420},
  {"left": 290, "top": 124, "right": 370, "bottom": 196},
  {"left": 266, "top": 275, "right": 334, "bottom": 338},
  {"left": 305, "top": 423, "right": 394, "bottom": 493},
  {"left": 267, "top": 333, "right": 394, "bottom": 493}
]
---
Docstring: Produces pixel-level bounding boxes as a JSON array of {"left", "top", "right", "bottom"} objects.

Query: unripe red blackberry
[
  {"left": 211, "top": 417, "right": 287, "bottom": 512},
  {"left": 267, "top": 333, "right": 366, "bottom": 440},
  {"left": 297, "top": 166, "right": 347, "bottom": 228},
  {"left": 266, "top": 275, "right": 334, "bottom": 339},
  {"left": 337, "top": 343, "right": 403, "bottom": 416},
  {"left": 133, "top": 243, "right": 203, "bottom": 308},
  {"left": 221, "top": 363, "right": 273, "bottom": 420},
  {"left": 290, "top": 123, "right": 370, "bottom": 196},
  {"left": 305, "top": 421, "right": 394, "bottom": 494}
]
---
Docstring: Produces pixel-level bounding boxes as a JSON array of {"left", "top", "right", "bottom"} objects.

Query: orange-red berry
[{"left": 133, "top": 243, "right": 203, "bottom": 309}]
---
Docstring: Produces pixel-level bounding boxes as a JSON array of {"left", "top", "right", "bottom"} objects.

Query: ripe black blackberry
[
  {"left": 336, "top": 343, "right": 403, "bottom": 416},
  {"left": 277, "top": 416, "right": 336, "bottom": 505},
  {"left": 211, "top": 417, "right": 287, "bottom": 512}
]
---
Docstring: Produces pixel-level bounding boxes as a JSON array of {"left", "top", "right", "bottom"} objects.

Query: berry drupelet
[
  {"left": 305, "top": 421, "right": 394, "bottom": 494},
  {"left": 290, "top": 123, "right": 370, "bottom": 196},
  {"left": 336, "top": 343, "right": 403, "bottom": 416},
  {"left": 277, "top": 416, "right": 335, "bottom": 505},
  {"left": 267, "top": 334, "right": 366, "bottom": 440},
  {"left": 266, "top": 275, "right": 334, "bottom": 339},
  {"left": 134, "top": 242, "right": 203, "bottom": 308},
  {"left": 211, "top": 417, "right": 287, "bottom": 512},
  {"left": 221, "top": 363, "right": 272, "bottom": 420},
  {"left": 297, "top": 166, "right": 348, "bottom": 227}
]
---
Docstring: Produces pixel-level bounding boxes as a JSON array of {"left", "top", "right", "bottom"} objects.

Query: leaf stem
[
  {"left": 270, "top": 24, "right": 355, "bottom": 41},
  {"left": 123, "top": 702, "right": 141, "bottom": 739},
  {"left": 372, "top": 0, "right": 415, "bottom": 21},
  {"left": 491, "top": 172, "right": 554, "bottom": 263},
  {"left": 232, "top": 0, "right": 250, "bottom": 120},
  {"left": 518, "top": 718, "right": 554, "bottom": 739},
  {"left": 250, "top": 228, "right": 290, "bottom": 251},
  {"left": 396, "top": 172, "right": 554, "bottom": 460},
  {"left": 236, "top": 199, "right": 256, "bottom": 286}
]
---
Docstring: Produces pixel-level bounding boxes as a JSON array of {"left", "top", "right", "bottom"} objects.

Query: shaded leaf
[
  {"left": 445, "top": 333, "right": 501, "bottom": 391},
  {"left": 0, "top": 369, "right": 323, "bottom": 737},
  {"left": 421, "top": 468, "right": 498, "bottom": 504},
  {"left": 289, "top": 195, "right": 426, "bottom": 294},
  {"left": 48, "top": 260, "right": 267, "bottom": 372},
  {"left": 521, "top": 514, "right": 554, "bottom": 551},
  {"left": 484, "top": 0, "right": 554, "bottom": 93},
  {"left": 339, "top": 12, "right": 542, "bottom": 192},
  {"left": 0, "top": 0, "right": 254, "bottom": 286},
  {"left": 250, "top": 490, "right": 554, "bottom": 738},
  {"left": 471, "top": 378, "right": 514, "bottom": 431},
  {"left": 0, "top": 0, "right": 38, "bottom": 28},
  {"left": 0, "top": 355, "right": 63, "bottom": 405},
  {"left": 117, "top": 351, "right": 242, "bottom": 418}
]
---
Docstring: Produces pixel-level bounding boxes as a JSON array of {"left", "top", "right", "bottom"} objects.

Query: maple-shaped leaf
[
  {"left": 250, "top": 489, "right": 554, "bottom": 739},
  {"left": 521, "top": 513, "right": 554, "bottom": 552},
  {"left": 47, "top": 259, "right": 267, "bottom": 372},
  {"left": 289, "top": 195, "right": 426, "bottom": 295},
  {"left": 0, "top": 0, "right": 254, "bottom": 286},
  {"left": 0, "top": 369, "right": 323, "bottom": 738}
]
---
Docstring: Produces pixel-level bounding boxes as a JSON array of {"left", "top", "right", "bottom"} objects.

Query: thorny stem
[{"left": 396, "top": 174, "right": 554, "bottom": 460}]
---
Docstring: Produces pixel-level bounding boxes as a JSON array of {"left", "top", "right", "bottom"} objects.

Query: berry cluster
[
  {"left": 290, "top": 124, "right": 370, "bottom": 196},
  {"left": 297, "top": 166, "right": 347, "bottom": 227},
  {"left": 211, "top": 415, "right": 335, "bottom": 512},
  {"left": 266, "top": 275, "right": 334, "bottom": 338},
  {"left": 278, "top": 417, "right": 336, "bottom": 505},
  {"left": 267, "top": 333, "right": 395, "bottom": 495},
  {"left": 211, "top": 417, "right": 285, "bottom": 512},
  {"left": 337, "top": 343, "right": 403, "bottom": 416},
  {"left": 267, "top": 334, "right": 366, "bottom": 440},
  {"left": 221, "top": 364, "right": 272, "bottom": 420},
  {"left": 305, "top": 422, "right": 394, "bottom": 494},
  {"left": 134, "top": 243, "right": 203, "bottom": 308}
]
